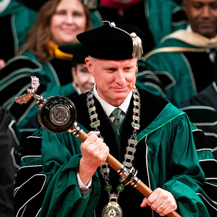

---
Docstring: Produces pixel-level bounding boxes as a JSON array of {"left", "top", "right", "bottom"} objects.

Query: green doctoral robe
[
  {"left": 14, "top": 89, "right": 217, "bottom": 217},
  {"left": 145, "top": 0, "right": 187, "bottom": 44}
]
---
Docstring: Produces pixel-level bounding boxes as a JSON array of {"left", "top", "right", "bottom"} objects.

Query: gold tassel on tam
[
  {"left": 82, "top": 0, "right": 97, "bottom": 9},
  {"left": 130, "top": 32, "right": 143, "bottom": 58}
]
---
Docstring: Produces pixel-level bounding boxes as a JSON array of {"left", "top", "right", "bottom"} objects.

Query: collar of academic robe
[
  {"left": 72, "top": 88, "right": 169, "bottom": 134},
  {"left": 144, "top": 30, "right": 217, "bottom": 60}
]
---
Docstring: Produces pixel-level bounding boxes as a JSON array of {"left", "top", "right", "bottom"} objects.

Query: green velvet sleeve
[
  {"left": 37, "top": 128, "right": 100, "bottom": 217},
  {"left": 159, "top": 115, "right": 210, "bottom": 216},
  {"left": 144, "top": 113, "right": 208, "bottom": 216}
]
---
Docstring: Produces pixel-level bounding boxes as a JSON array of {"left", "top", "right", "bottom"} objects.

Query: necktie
[{"left": 112, "top": 108, "right": 122, "bottom": 132}]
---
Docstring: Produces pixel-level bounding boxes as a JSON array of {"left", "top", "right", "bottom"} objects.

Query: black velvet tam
[
  {"left": 58, "top": 43, "right": 89, "bottom": 65},
  {"left": 77, "top": 22, "right": 149, "bottom": 60}
]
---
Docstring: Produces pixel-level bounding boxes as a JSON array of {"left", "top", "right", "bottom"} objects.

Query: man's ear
[{"left": 85, "top": 57, "right": 94, "bottom": 76}]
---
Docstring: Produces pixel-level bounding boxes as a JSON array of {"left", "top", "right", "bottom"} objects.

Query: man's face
[
  {"left": 184, "top": 0, "right": 217, "bottom": 38},
  {"left": 85, "top": 57, "right": 137, "bottom": 107}
]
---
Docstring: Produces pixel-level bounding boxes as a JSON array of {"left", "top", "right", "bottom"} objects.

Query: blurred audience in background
[
  {"left": 137, "top": 0, "right": 217, "bottom": 108},
  {"left": 59, "top": 43, "right": 95, "bottom": 96},
  {"left": 0, "top": 0, "right": 94, "bottom": 142},
  {"left": 96, "top": 0, "right": 187, "bottom": 53},
  {"left": 1, "top": 0, "right": 217, "bottom": 216},
  {"left": 0, "top": 1, "right": 95, "bottom": 215}
]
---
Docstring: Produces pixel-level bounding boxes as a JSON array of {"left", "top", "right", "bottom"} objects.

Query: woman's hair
[{"left": 19, "top": 0, "right": 92, "bottom": 63}]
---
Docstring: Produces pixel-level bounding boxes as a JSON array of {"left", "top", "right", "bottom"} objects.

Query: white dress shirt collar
[
  {"left": 93, "top": 85, "right": 132, "bottom": 117},
  {"left": 187, "top": 24, "right": 192, "bottom": 32}
]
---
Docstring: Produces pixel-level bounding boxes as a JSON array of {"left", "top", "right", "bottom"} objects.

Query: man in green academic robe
[
  {"left": 137, "top": 0, "right": 217, "bottom": 108},
  {"left": 14, "top": 22, "right": 217, "bottom": 217}
]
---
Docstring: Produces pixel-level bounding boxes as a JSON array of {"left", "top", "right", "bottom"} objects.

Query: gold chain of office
[{"left": 86, "top": 88, "right": 141, "bottom": 194}]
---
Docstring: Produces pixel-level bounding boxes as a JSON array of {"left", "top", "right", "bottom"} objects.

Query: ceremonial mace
[{"left": 15, "top": 76, "right": 181, "bottom": 217}]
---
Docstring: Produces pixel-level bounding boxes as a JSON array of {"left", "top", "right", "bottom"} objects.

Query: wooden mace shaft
[{"left": 74, "top": 129, "right": 181, "bottom": 217}]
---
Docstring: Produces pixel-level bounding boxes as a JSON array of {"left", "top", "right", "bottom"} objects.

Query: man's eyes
[
  {"left": 106, "top": 68, "right": 116, "bottom": 71},
  {"left": 193, "top": 3, "right": 217, "bottom": 10},
  {"left": 211, "top": 3, "right": 217, "bottom": 9},
  {"left": 105, "top": 67, "right": 133, "bottom": 72}
]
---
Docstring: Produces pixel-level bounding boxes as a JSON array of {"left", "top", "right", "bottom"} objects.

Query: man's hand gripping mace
[{"left": 15, "top": 76, "right": 181, "bottom": 217}]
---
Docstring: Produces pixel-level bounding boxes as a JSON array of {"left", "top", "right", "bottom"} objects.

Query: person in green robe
[
  {"left": 137, "top": 0, "right": 217, "bottom": 108},
  {"left": 0, "top": 0, "right": 38, "bottom": 64},
  {"left": 0, "top": 0, "right": 97, "bottom": 142},
  {"left": 14, "top": 22, "right": 217, "bottom": 217},
  {"left": 0, "top": 0, "right": 101, "bottom": 65}
]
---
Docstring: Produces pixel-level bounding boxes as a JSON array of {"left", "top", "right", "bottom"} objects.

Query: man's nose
[
  {"left": 201, "top": 6, "right": 211, "bottom": 18},
  {"left": 115, "top": 71, "right": 125, "bottom": 85}
]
